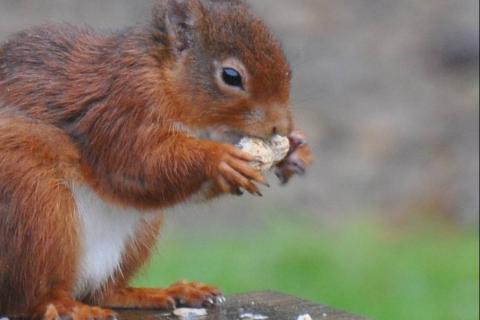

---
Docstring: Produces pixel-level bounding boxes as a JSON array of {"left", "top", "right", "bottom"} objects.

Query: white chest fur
[{"left": 70, "top": 183, "right": 156, "bottom": 298}]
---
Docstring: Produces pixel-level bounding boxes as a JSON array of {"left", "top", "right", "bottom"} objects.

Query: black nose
[{"left": 272, "top": 123, "right": 291, "bottom": 137}]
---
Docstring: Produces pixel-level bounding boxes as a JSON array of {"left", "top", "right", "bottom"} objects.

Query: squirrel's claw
[
  {"left": 167, "top": 281, "right": 224, "bottom": 309},
  {"left": 212, "top": 145, "right": 266, "bottom": 196}
]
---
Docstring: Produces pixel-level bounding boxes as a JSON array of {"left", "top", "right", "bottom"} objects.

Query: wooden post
[{"left": 115, "top": 291, "right": 366, "bottom": 319}]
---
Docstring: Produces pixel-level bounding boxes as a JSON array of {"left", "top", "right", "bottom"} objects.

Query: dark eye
[{"left": 222, "top": 68, "right": 244, "bottom": 89}]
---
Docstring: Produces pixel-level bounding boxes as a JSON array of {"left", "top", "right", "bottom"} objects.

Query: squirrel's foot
[
  {"left": 166, "top": 280, "right": 225, "bottom": 308},
  {"left": 275, "top": 130, "right": 313, "bottom": 184},
  {"left": 210, "top": 144, "right": 266, "bottom": 196},
  {"left": 100, "top": 282, "right": 224, "bottom": 310},
  {"left": 33, "top": 299, "right": 116, "bottom": 320}
]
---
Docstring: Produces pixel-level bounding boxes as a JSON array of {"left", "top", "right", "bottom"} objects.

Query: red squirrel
[{"left": 0, "top": 0, "right": 312, "bottom": 318}]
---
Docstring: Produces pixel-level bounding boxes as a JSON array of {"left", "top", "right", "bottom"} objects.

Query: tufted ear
[{"left": 152, "top": 0, "right": 202, "bottom": 53}]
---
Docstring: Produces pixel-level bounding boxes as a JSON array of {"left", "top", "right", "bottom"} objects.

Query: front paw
[
  {"left": 275, "top": 130, "right": 313, "bottom": 185},
  {"left": 209, "top": 144, "right": 267, "bottom": 196}
]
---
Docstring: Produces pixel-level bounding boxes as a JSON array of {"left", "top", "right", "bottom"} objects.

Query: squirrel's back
[{"left": 0, "top": 24, "right": 155, "bottom": 125}]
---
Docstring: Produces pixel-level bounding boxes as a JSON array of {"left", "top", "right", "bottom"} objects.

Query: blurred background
[{"left": 0, "top": 0, "right": 478, "bottom": 319}]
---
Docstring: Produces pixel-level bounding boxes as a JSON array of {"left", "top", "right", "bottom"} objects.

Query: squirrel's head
[{"left": 152, "top": 0, "right": 292, "bottom": 141}]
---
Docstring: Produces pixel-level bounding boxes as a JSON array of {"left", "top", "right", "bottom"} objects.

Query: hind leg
[
  {"left": 0, "top": 118, "right": 114, "bottom": 319},
  {"left": 32, "top": 289, "right": 116, "bottom": 320},
  {"left": 94, "top": 217, "right": 224, "bottom": 310}
]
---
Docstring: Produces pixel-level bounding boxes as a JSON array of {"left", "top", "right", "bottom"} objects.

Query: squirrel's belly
[{"left": 69, "top": 183, "right": 158, "bottom": 299}]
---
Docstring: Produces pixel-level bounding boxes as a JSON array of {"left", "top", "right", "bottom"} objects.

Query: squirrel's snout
[
  {"left": 271, "top": 122, "right": 291, "bottom": 137},
  {"left": 271, "top": 113, "right": 293, "bottom": 137},
  {"left": 243, "top": 105, "right": 292, "bottom": 138},
  {"left": 274, "top": 127, "right": 290, "bottom": 137}
]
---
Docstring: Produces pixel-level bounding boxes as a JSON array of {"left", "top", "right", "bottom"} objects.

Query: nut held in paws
[{"left": 236, "top": 135, "right": 290, "bottom": 171}]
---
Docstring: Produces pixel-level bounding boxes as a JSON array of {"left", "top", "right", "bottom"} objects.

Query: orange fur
[
  {"left": 0, "top": 115, "right": 80, "bottom": 317},
  {"left": 0, "top": 0, "right": 312, "bottom": 318},
  {"left": 99, "top": 282, "right": 221, "bottom": 310}
]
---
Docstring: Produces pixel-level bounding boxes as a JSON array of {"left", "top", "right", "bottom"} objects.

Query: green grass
[{"left": 134, "top": 217, "right": 479, "bottom": 320}]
